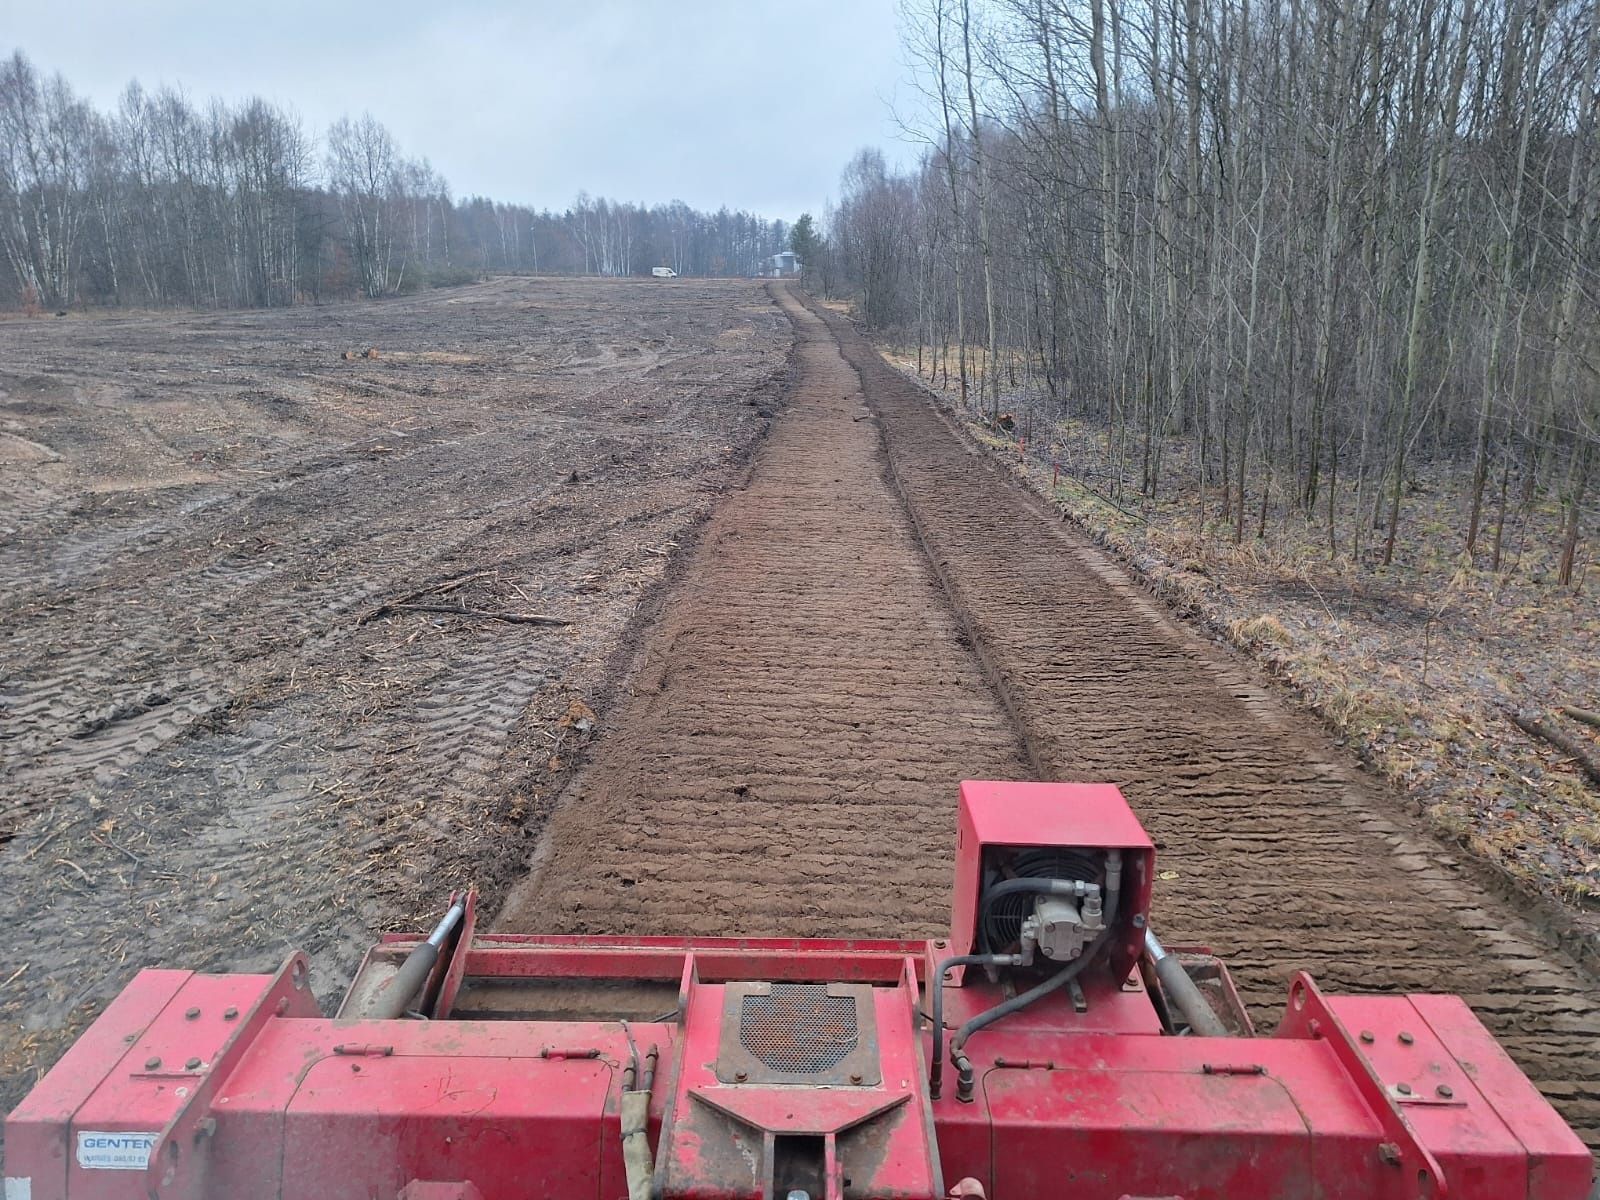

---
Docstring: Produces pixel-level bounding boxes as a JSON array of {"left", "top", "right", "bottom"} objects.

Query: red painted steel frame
[
  {"left": 949, "top": 780, "right": 1155, "bottom": 983},
  {"left": 4, "top": 781, "right": 1591, "bottom": 1200}
]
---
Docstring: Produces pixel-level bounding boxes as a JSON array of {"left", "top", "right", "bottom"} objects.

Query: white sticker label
[
  {"left": 75, "top": 1131, "right": 159, "bottom": 1170},
  {"left": 5, "top": 1178, "right": 33, "bottom": 1200}
]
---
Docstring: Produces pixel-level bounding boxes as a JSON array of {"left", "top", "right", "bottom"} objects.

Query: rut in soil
[{"left": 497, "top": 285, "right": 1029, "bottom": 937}]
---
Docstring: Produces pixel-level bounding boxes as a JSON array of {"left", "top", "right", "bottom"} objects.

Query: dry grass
[{"left": 888, "top": 352, "right": 1600, "bottom": 924}]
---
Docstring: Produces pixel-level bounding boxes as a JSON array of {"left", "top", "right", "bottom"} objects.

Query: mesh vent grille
[{"left": 738, "top": 985, "right": 858, "bottom": 1074}]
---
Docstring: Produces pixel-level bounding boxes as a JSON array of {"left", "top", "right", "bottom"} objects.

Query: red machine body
[{"left": 6, "top": 781, "right": 1592, "bottom": 1200}]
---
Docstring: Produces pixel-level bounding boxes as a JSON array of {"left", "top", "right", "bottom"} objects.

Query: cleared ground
[
  {"left": 503, "top": 285, "right": 1598, "bottom": 1153},
  {"left": 0, "top": 278, "right": 788, "bottom": 1107},
  {"left": 1, "top": 279, "right": 1594, "bottom": 1161},
  {"left": 498, "top": 283, "right": 1029, "bottom": 935}
]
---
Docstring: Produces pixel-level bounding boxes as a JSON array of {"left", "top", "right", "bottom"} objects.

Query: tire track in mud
[
  {"left": 808, "top": 297, "right": 1600, "bottom": 1151},
  {"left": 0, "top": 279, "right": 790, "bottom": 1120},
  {"left": 496, "top": 289, "right": 1031, "bottom": 938}
]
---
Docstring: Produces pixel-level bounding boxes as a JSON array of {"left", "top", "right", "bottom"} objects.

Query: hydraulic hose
[
  {"left": 929, "top": 953, "right": 1023, "bottom": 1100},
  {"left": 977, "top": 877, "right": 1097, "bottom": 952},
  {"left": 620, "top": 1090, "right": 652, "bottom": 1200},
  {"left": 619, "top": 1022, "right": 655, "bottom": 1200},
  {"left": 949, "top": 927, "right": 1115, "bottom": 1102}
]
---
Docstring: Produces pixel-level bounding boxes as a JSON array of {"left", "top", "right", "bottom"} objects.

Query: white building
[{"left": 761, "top": 251, "right": 801, "bottom": 278}]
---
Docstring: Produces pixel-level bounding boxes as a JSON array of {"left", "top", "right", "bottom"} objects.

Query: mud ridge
[
  {"left": 802, "top": 292, "right": 1600, "bottom": 1151},
  {"left": 495, "top": 285, "right": 1031, "bottom": 938}
]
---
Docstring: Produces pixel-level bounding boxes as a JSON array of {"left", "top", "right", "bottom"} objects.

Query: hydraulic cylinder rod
[
  {"left": 1144, "top": 928, "right": 1228, "bottom": 1037},
  {"left": 355, "top": 894, "right": 468, "bottom": 1020}
]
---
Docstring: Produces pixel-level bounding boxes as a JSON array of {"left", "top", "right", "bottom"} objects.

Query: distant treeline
[
  {"left": 0, "top": 50, "right": 790, "bottom": 311},
  {"left": 815, "top": 0, "right": 1599, "bottom": 583}
]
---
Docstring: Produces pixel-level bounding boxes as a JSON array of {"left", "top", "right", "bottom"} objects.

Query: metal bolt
[
  {"left": 185, "top": 1057, "right": 202, "bottom": 1071},
  {"left": 1359, "top": 1030, "right": 1375, "bottom": 1044},
  {"left": 1398, "top": 1031, "right": 1414, "bottom": 1045},
  {"left": 223, "top": 1007, "right": 239, "bottom": 1020},
  {"left": 1436, "top": 1084, "right": 1453, "bottom": 1099},
  {"left": 185, "top": 1007, "right": 201, "bottom": 1020},
  {"left": 734, "top": 1070, "right": 748, "bottom": 1082},
  {"left": 1377, "top": 1142, "right": 1402, "bottom": 1167},
  {"left": 849, "top": 1072, "right": 863, "bottom": 1084},
  {"left": 144, "top": 1056, "right": 161, "bottom": 1070},
  {"left": 1131, "top": 914, "right": 1147, "bottom": 929},
  {"left": 1395, "top": 1082, "right": 1413, "bottom": 1096}
]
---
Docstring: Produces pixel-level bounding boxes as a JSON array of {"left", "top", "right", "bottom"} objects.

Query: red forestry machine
[{"left": 5, "top": 781, "right": 1592, "bottom": 1199}]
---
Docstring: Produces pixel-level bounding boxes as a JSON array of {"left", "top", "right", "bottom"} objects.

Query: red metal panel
[
  {"left": 228, "top": 1019, "right": 675, "bottom": 1199},
  {"left": 4, "top": 970, "right": 193, "bottom": 1200},
  {"left": 936, "top": 1031, "right": 1394, "bottom": 1199},
  {"left": 950, "top": 781, "right": 1155, "bottom": 983},
  {"left": 281, "top": 1053, "right": 612, "bottom": 1198},
  {"left": 1331, "top": 993, "right": 1593, "bottom": 1200},
  {"left": 958, "top": 781, "right": 1156, "bottom": 852},
  {"left": 61, "top": 970, "right": 296, "bottom": 1200}
]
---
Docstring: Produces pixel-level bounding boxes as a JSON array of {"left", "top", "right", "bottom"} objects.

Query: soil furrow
[
  {"left": 495, "top": 289, "right": 1031, "bottom": 937},
  {"left": 502, "top": 281, "right": 1597, "bottom": 1155},
  {"left": 810, "top": 294, "right": 1600, "bottom": 1150}
]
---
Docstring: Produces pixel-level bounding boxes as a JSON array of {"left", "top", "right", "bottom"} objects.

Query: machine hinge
[
  {"left": 539, "top": 1046, "right": 601, "bottom": 1060},
  {"left": 1201, "top": 1062, "right": 1266, "bottom": 1076},
  {"left": 333, "top": 1043, "right": 395, "bottom": 1057}
]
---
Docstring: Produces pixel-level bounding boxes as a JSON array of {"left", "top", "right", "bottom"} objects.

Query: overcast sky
[{"left": 4, "top": 0, "right": 920, "bottom": 221}]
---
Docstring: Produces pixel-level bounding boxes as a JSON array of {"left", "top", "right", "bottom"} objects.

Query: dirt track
[
  {"left": 502, "top": 283, "right": 1599, "bottom": 1150},
  {"left": 498, "top": 284, "right": 1029, "bottom": 936}
]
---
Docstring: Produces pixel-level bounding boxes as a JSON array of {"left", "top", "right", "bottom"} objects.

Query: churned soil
[
  {"left": 816, "top": 297, "right": 1600, "bottom": 1151},
  {"left": 496, "top": 287, "right": 1030, "bottom": 936},
  {"left": 0, "top": 277, "right": 788, "bottom": 1113},
  {"left": 501, "top": 285, "right": 1598, "bottom": 1154}
]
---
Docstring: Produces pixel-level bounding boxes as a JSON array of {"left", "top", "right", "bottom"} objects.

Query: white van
[{"left": 651, "top": 267, "right": 678, "bottom": 278}]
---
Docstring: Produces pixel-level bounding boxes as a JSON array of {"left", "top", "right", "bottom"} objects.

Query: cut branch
[
  {"left": 357, "top": 568, "right": 504, "bottom": 625},
  {"left": 1559, "top": 706, "right": 1600, "bottom": 731},
  {"left": 366, "top": 602, "right": 571, "bottom": 626},
  {"left": 1507, "top": 711, "right": 1600, "bottom": 788}
]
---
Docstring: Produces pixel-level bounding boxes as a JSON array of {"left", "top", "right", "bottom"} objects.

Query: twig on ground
[
  {"left": 55, "top": 858, "right": 94, "bottom": 885},
  {"left": 90, "top": 833, "right": 142, "bottom": 866},
  {"left": 24, "top": 818, "right": 81, "bottom": 862},
  {"left": 1506, "top": 711, "right": 1600, "bottom": 788},
  {"left": 367, "top": 602, "right": 571, "bottom": 626},
  {"left": 356, "top": 568, "right": 503, "bottom": 625}
]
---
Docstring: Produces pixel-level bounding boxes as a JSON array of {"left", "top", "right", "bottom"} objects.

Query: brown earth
[
  {"left": 0, "top": 277, "right": 789, "bottom": 1110},
  {"left": 497, "top": 282, "right": 1030, "bottom": 937},
  {"left": 500, "top": 285, "right": 1599, "bottom": 1153},
  {"left": 2, "top": 277, "right": 1595, "bottom": 1164}
]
